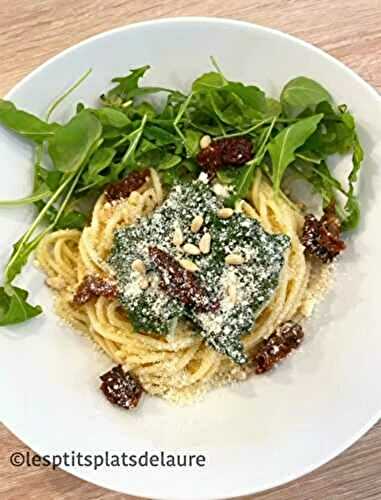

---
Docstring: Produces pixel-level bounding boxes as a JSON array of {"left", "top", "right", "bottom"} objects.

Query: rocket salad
[{"left": 0, "top": 59, "right": 364, "bottom": 326}]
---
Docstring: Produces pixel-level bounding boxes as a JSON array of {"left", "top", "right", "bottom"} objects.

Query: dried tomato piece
[
  {"left": 104, "top": 169, "right": 150, "bottom": 202},
  {"left": 149, "top": 247, "right": 219, "bottom": 313},
  {"left": 196, "top": 137, "right": 253, "bottom": 178},
  {"left": 196, "top": 142, "right": 223, "bottom": 178},
  {"left": 254, "top": 321, "right": 304, "bottom": 374},
  {"left": 73, "top": 275, "right": 118, "bottom": 305},
  {"left": 302, "top": 203, "right": 345, "bottom": 263},
  {"left": 220, "top": 138, "right": 253, "bottom": 165},
  {"left": 100, "top": 365, "right": 143, "bottom": 410}
]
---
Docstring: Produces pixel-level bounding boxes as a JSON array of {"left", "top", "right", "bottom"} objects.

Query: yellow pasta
[{"left": 36, "top": 169, "right": 323, "bottom": 404}]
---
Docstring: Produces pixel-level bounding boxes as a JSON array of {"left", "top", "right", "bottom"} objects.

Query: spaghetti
[{"left": 36, "top": 169, "right": 325, "bottom": 403}]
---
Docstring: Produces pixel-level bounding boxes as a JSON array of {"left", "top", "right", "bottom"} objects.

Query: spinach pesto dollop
[{"left": 109, "top": 179, "right": 290, "bottom": 364}]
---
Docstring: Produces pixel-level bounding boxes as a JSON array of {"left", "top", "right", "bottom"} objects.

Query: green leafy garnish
[
  {"left": 0, "top": 59, "right": 365, "bottom": 326},
  {"left": 268, "top": 114, "right": 323, "bottom": 193},
  {"left": 48, "top": 110, "right": 102, "bottom": 172},
  {"left": 0, "top": 286, "right": 42, "bottom": 325},
  {"left": 0, "top": 100, "right": 58, "bottom": 142},
  {"left": 281, "top": 76, "right": 333, "bottom": 117}
]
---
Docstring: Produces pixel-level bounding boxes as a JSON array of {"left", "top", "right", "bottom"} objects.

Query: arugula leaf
[
  {"left": 189, "top": 108, "right": 223, "bottom": 136},
  {"left": 137, "top": 138, "right": 159, "bottom": 155},
  {"left": 4, "top": 171, "right": 77, "bottom": 285},
  {"left": 55, "top": 210, "right": 87, "bottom": 230},
  {"left": 0, "top": 100, "right": 58, "bottom": 143},
  {"left": 144, "top": 125, "right": 181, "bottom": 147},
  {"left": 0, "top": 285, "right": 42, "bottom": 325},
  {"left": 294, "top": 160, "right": 342, "bottom": 204},
  {"left": 160, "top": 161, "right": 200, "bottom": 187},
  {"left": 268, "top": 114, "right": 324, "bottom": 193},
  {"left": 349, "top": 133, "right": 364, "bottom": 184},
  {"left": 216, "top": 167, "right": 236, "bottom": 185},
  {"left": 342, "top": 133, "right": 364, "bottom": 231},
  {"left": 4, "top": 237, "right": 38, "bottom": 284},
  {"left": 128, "top": 102, "right": 156, "bottom": 120},
  {"left": 126, "top": 86, "right": 174, "bottom": 98},
  {"left": 138, "top": 149, "right": 182, "bottom": 171},
  {"left": 192, "top": 72, "right": 225, "bottom": 92},
  {"left": 0, "top": 186, "right": 50, "bottom": 207},
  {"left": 84, "top": 147, "right": 116, "bottom": 182},
  {"left": 223, "top": 82, "right": 267, "bottom": 113},
  {"left": 266, "top": 98, "right": 282, "bottom": 117},
  {"left": 305, "top": 103, "right": 357, "bottom": 157},
  {"left": 93, "top": 107, "right": 130, "bottom": 128},
  {"left": 0, "top": 61, "right": 366, "bottom": 328},
  {"left": 46, "top": 171, "right": 63, "bottom": 191},
  {"left": 229, "top": 163, "right": 256, "bottom": 204},
  {"left": 205, "top": 86, "right": 266, "bottom": 128},
  {"left": 184, "top": 129, "right": 202, "bottom": 157},
  {"left": 121, "top": 114, "right": 147, "bottom": 166},
  {"left": 295, "top": 151, "right": 322, "bottom": 164},
  {"left": 156, "top": 153, "right": 182, "bottom": 170},
  {"left": 281, "top": 77, "right": 333, "bottom": 118},
  {"left": 48, "top": 110, "right": 102, "bottom": 172},
  {"left": 172, "top": 93, "right": 194, "bottom": 141},
  {"left": 342, "top": 194, "right": 360, "bottom": 231},
  {"left": 106, "top": 65, "right": 150, "bottom": 99}
]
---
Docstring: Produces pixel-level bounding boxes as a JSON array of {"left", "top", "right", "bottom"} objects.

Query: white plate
[{"left": 0, "top": 17, "right": 380, "bottom": 500}]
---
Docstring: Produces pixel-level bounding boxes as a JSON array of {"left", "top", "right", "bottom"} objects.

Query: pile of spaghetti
[{"left": 36, "top": 169, "right": 330, "bottom": 403}]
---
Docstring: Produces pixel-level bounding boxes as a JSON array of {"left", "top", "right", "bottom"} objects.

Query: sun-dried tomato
[
  {"left": 302, "top": 203, "right": 345, "bottom": 263},
  {"left": 220, "top": 138, "right": 253, "bottom": 165},
  {"left": 149, "top": 247, "right": 219, "bottom": 313},
  {"left": 104, "top": 169, "right": 150, "bottom": 202},
  {"left": 197, "top": 142, "right": 223, "bottom": 177},
  {"left": 73, "top": 275, "right": 118, "bottom": 305},
  {"left": 100, "top": 365, "right": 143, "bottom": 410},
  {"left": 196, "top": 137, "right": 253, "bottom": 178},
  {"left": 254, "top": 321, "right": 304, "bottom": 374}
]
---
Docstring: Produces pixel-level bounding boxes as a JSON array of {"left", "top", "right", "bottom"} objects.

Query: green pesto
[{"left": 109, "top": 180, "right": 290, "bottom": 364}]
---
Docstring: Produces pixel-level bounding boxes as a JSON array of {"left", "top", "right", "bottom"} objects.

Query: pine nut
[
  {"left": 212, "top": 183, "right": 229, "bottom": 198},
  {"left": 139, "top": 277, "right": 149, "bottom": 289},
  {"left": 191, "top": 215, "right": 203, "bottom": 233},
  {"left": 225, "top": 254, "right": 245, "bottom": 265},
  {"left": 217, "top": 208, "right": 234, "bottom": 219},
  {"left": 199, "top": 232, "right": 211, "bottom": 254},
  {"left": 179, "top": 259, "right": 199, "bottom": 272},
  {"left": 173, "top": 226, "right": 184, "bottom": 246},
  {"left": 200, "top": 135, "right": 212, "bottom": 149},
  {"left": 150, "top": 274, "right": 160, "bottom": 288},
  {"left": 131, "top": 259, "right": 146, "bottom": 275},
  {"left": 183, "top": 243, "right": 201, "bottom": 256},
  {"left": 228, "top": 284, "right": 237, "bottom": 304}
]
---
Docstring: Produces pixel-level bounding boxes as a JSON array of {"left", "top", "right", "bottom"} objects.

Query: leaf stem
[
  {"left": 247, "top": 116, "right": 277, "bottom": 167},
  {"left": 0, "top": 190, "right": 50, "bottom": 207},
  {"left": 47, "top": 69, "right": 92, "bottom": 121},
  {"left": 215, "top": 117, "right": 272, "bottom": 139},
  {"left": 4, "top": 172, "right": 75, "bottom": 283},
  {"left": 121, "top": 114, "right": 147, "bottom": 165},
  {"left": 173, "top": 93, "right": 193, "bottom": 142},
  {"left": 210, "top": 56, "right": 228, "bottom": 85}
]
